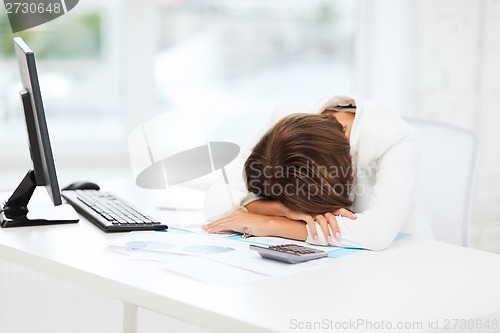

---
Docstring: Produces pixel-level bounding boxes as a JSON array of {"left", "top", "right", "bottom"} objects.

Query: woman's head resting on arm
[{"left": 244, "top": 113, "right": 353, "bottom": 216}]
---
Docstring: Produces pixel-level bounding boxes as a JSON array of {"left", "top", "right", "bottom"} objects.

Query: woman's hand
[
  {"left": 202, "top": 209, "right": 272, "bottom": 237},
  {"left": 289, "top": 208, "right": 358, "bottom": 243},
  {"left": 307, "top": 208, "right": 357, "bottom": 243},
  {"left": 279, "top": 204, "right": 355, "bottom": 242}
]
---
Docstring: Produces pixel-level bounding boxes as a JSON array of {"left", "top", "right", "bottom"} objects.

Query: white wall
[{"left": 355, "top": 0, "right": 500, "bottom": 253}]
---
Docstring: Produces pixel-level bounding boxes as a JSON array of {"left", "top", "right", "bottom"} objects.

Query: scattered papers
[
  {"left": 106, "top": 216, "right": 410, "bottom": 287},
  {"left": 107, "top": 230, "right": 336, "bottom": 287}
]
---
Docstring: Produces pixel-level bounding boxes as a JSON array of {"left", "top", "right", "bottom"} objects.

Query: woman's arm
[
  {"left": 206, "top": 200, "right": 355, "bottom": 242},
  {"left": 245, "top": 200, "right": 287, "bottom": 216},
  {"left": 203, "top": 210, "right": 308, "bottom": 241}
]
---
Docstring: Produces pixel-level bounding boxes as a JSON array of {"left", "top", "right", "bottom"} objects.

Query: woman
[{"left": 203, "top": 95, "right": 434, "bottom": 250}]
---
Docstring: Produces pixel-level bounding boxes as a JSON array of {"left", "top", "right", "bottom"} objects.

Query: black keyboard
[{"left": 62, "top": 190, "right": 168, "bottom": 232}]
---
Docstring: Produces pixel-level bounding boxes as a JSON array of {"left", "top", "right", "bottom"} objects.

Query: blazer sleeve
[{"left": 305, "top": 133, "right": 420, "bottom": 250}]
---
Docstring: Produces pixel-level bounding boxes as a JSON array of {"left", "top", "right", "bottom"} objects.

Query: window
[
  {"left": 0, "top": 0, "right": 123, "bottom": 143},
  {"left": 154, "top": 0, "right": 355, "bottom": 146},
  {"left": 0, "top": 0, "right": 355, "bottom": 187}
]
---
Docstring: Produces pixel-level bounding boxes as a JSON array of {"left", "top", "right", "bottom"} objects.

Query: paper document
[{"left": 163, "top": 256, "right": 267, "bottom": 287}]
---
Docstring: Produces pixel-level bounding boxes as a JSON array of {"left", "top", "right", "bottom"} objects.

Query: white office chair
[{"left": 405, "top": 118, "right": 478, "bottom": 247}]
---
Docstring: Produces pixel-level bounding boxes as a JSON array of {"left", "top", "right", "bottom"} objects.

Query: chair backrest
[{"left": 405, "top": 118, "right": 478, "bottom": 247}]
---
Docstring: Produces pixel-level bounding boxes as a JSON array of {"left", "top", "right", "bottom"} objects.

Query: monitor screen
[{"left": 13, "top": 37, "right": 62, "bottom": 206}]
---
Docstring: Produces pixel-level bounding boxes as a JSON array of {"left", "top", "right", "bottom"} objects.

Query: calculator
[{"left": 249, "top": 244, "right": 328, "bottom": 264}]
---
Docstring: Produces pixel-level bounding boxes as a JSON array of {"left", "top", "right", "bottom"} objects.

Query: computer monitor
[{"left": 0, "top": 37, "right": 78, "bottom": 228}]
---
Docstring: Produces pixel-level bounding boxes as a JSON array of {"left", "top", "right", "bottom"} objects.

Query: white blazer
[{"left": 235, "top": 95, "right": 435, "bottom": 250}]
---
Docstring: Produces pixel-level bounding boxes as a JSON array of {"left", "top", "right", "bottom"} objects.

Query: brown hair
[{"left": 244, "top": 113, "right": 353, "bottom": 215}]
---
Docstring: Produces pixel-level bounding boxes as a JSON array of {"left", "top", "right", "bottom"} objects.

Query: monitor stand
[{"left": 0, "top": 170, "right": 79, "bottom": 228}]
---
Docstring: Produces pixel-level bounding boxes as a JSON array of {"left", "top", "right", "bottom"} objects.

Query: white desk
[{"left": 1, "top": 186, "right": 500, "bottom": 333}]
